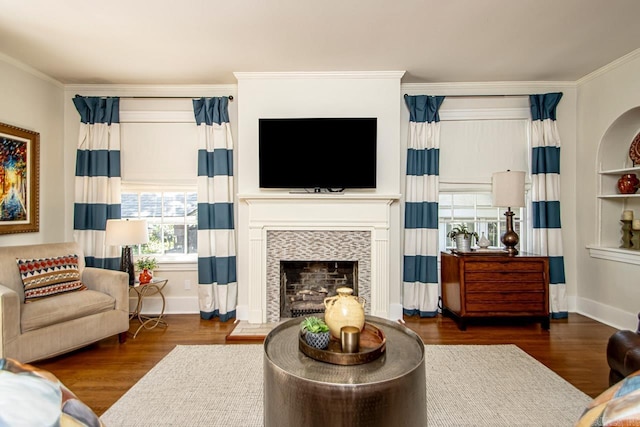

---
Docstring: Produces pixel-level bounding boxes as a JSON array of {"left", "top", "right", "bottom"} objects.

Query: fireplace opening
[{"left": 280, "top": 260, "right": 358, "bottom": 319}]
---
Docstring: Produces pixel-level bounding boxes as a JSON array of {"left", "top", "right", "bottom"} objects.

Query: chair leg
[{"left": 119, "top": 331, "right": 128, "bottom": 344}]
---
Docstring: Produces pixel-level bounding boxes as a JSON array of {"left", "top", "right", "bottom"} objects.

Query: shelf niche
[{"left": 591, "top": 106, "right": 640, "bottom": 264}]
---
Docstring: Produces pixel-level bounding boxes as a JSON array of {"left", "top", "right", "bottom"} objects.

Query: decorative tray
[{"left": 298, "top": 322, "right": 386, "bottom": 365}]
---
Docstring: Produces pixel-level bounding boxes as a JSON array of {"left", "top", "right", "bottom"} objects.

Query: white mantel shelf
[{"left": 239, "top": 193, "right": 401, "bottom": 201}]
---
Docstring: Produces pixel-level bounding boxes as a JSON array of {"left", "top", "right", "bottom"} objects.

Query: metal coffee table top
[{"left": 264, "top": 316, "right": 424, "bottom": 385}]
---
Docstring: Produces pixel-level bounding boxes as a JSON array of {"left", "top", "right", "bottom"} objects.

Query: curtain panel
[
  {"left": 403, "top": 94, "right": 445, "bottom": 317},
  {"left": 72, "top": 95, "right": 121, "bottom": 269},
  {"left": 193, "top": 97, "right": 237, "bottom": 321},
  {"left": 530, "top": 92, "right": 568, "bottom": 319}
]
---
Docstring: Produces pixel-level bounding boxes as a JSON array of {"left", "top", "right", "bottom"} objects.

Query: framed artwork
[{"left": 0, "top": 122, "right": 39, "bottom": 234}]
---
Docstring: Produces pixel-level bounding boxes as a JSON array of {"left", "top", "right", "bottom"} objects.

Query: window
[
  {"left": 118, "top": 98, "right": 201, "bottom": 262},
  {"left": 438, "top": 192, "right": 526, "bottom": 251},
  {"left": 122, "top": 189, "right": 198, "bottom": 259},
  {"left": 434, "top": 96, "right": 532, "bottom": 253}
]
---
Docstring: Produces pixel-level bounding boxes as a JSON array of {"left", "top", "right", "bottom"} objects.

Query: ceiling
[{"left": 1, "top": 0, "right": 639, "bottom": 85}]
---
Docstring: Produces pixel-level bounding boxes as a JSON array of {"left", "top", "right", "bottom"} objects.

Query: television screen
[{"left": 259, "top": 118, "right": 377, "bottom": 190}]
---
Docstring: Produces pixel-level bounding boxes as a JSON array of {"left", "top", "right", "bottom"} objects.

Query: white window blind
[
  {"left": 439, "top": 119, "right": 529, "bottom": 185},
  {"left": 120, "top": 122, "right": 198, "bottom": 186},
  {"left": 438, "top": 96, "right": 530, "bottom": 187},
  {"left": 119, "top": 98, "right": 198, "bottom": 186}
]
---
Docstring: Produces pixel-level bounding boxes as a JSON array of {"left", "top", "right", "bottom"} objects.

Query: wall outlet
[{"left": 184, "top": 279, "right": 191, "bottom": 290}]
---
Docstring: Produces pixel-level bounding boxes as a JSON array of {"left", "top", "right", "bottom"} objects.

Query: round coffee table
[{"left": 263, "top": 316, "right": 426, "bottom": 427}]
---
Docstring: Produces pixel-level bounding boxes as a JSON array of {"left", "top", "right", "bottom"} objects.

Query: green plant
[
  {"left": 300, "top": 316, "right": 329, "bottom": 334},
  {"left": 446, "top": 224, "right": 479, "bottom": 242},
  {"left": 135, "top": 256, "right": 158, "bottom": 271}
]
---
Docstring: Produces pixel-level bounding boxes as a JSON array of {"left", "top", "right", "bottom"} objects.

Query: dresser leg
[
  {"left": 442, "top": 307, "right": 466, "bottom": 331},
  {"left": 541, "top": 317, "right": 550, "bottom": 330}
]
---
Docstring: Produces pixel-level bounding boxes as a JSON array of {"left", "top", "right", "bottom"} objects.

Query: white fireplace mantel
[{"left": 238, "top": 193, "right": 400, "bottom": 324}]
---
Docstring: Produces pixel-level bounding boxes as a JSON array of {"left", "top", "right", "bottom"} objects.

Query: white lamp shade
[
  {"left": 105, "top": 219, "right": 149, "bottom": 246},
  {"left": 492, "top": 171, "right": 526, "bottom": 208}
]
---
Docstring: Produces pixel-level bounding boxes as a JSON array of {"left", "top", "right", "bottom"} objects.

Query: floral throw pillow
[
  {"left": 0, "top": 357, "right": 104, "bottom": 426},
  {"left": 576, "top": 369, "right": 640, "bottom": 426}
]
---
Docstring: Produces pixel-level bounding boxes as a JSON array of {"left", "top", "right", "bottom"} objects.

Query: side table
[{"left": 129, "top": 277, "right": 168, "bottom": 338}]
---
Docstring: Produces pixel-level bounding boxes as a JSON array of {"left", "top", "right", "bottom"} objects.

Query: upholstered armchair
[{"left": 0, "top": 242, "right": 129, "bottom": 363}]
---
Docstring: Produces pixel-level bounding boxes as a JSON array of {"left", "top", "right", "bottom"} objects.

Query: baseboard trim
[{"left": 575, "top": 297, "right": 637, "bottom": 330}]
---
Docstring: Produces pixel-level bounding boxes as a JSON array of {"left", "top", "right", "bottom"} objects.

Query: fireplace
[
  {"left": 239, "top": 194, "right": 399, "bottom": 324},
  {"left": 266, "top": 230, "right": 371, "bottom": 323},
  {"left": 280, "top": 260, "right": 358, "bottom": 318}
]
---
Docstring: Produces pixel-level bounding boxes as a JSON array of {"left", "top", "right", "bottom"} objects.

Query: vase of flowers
[{"left": 135, "top": 257, "right": 158, "bottom": 284}]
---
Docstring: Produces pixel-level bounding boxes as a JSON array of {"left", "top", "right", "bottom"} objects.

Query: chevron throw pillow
[{"left": 17, "top": 255, "right": 87, "bottom": 302}]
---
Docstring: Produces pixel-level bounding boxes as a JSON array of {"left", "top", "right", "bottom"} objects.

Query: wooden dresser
[{"left": 440, "top": 251, "right": 550, "bottom": 330}]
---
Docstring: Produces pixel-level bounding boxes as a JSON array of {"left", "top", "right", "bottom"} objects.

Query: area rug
[{"left": 101, "top": 344, "right": 591, "bottom": 427}]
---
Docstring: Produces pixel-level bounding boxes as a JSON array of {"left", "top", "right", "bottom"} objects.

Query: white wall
[
  {"left": 576, "top": 51, "right": 640, "bottom": 330},
  {"left": 234, "top": 72, "right": 404, "bottom": 320},
  {"left": 0, "top": 55, "right": 65, "bottom": 245}
]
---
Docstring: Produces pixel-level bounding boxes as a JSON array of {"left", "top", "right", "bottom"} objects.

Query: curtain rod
[
  {"left": 127, "top": 95, "right": 234, "bottom": 101},
  {"left": 76, "top": 94, "right": 234, "bottom": 101},
  {"left": 403, "top": 93, "right": 528, "bottom": 98}
]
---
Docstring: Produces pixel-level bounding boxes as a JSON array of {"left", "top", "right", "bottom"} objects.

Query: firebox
[{"left": 280, "top": 260, "right": 358, "bottom": 318}]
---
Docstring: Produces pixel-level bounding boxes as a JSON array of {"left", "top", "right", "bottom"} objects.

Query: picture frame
[{"left": 0, "top": 122, "right": 39, "bottom": 234}]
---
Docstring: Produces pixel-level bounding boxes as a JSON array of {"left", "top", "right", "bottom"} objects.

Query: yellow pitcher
[{"left": 323, "top": 287, "right": 366, "bottom": 339}]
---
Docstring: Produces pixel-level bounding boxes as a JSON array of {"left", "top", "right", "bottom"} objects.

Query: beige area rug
[{"left": 101, "top": 344, "right": 591, "bottom": 427}]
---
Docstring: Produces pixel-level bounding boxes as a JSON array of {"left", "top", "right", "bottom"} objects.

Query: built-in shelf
[
  {"left": 587, "top": 246, "right": 640, "bottom": 266},
  {"left": 598, "top": 194, "right": 640, "bottom": 199},
  {"left": 592, "top": 106, "right": 640, "bottom": 264},
  {"left": 599, "top": 166, "right": 640, "bottom": 175}
]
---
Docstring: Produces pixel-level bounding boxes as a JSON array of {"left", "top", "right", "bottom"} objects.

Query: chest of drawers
[{"left": 440, "top": 251, "right": 550, "bottom": 330}]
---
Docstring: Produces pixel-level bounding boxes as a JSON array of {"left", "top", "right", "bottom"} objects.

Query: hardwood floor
[{"left": 33, "top": 313, "right": 617, "bottom": 417}]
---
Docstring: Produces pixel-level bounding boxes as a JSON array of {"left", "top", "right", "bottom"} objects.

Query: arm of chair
[
  {"left": 0, "top": 283, "right": 21, "bottom": 358},
  {"left": 607, "top": 329, "right": 640, "bottom": 378},
  {"left": 81, "top": 267, "right": 129, "bottom": 312}
]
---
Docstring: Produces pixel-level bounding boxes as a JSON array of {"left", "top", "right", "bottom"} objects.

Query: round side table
[
  {"left": 129, "top": 277, "right": 168, "bottom": 338},
  {"left": 264, "top": 316, "right": 426, "bottom": 427}
]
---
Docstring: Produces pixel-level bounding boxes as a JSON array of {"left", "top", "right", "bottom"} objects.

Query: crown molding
[
  {"left": 234, "top": 71, "right": 406, "bottom": 80},
  {"left": 576, "top": 48, "right": 640, "bottom": 86},
  {"left": 0, "top": 52, "right": 63, "bottom": 88}
]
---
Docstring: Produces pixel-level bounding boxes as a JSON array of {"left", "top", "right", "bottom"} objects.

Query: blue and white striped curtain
[
  {"left": 193, "top": 97, "right": 237, "bottom": 321},
  {"left": 530, "top": 92, "right": 568, "bottom": 319},
  {"left": 403, "top": 94, "right": 445, "bottom": 317},
  {"left": 73, "top": 96, "right": 121, "bottom": 270}
]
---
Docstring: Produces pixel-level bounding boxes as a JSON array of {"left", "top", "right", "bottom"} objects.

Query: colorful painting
[{"left": 0, "top": 123, "right": 39, "bottom": 234}]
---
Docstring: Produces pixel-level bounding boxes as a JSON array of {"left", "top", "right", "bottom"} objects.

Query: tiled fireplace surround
[{"left": 240, "top": 194, "right": 398, "bottom": 324}]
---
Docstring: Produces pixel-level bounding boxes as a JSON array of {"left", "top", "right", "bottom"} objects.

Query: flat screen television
[{"left": 259, "top": 117, "right": 377, "bottom": 190}]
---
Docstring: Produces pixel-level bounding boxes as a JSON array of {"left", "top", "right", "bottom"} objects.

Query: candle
[
  {"left": 633, "top": 219, "right": 640, "bottom": 230},
  {"left": 623, "top": 210, "right": 634, "bottom": 221}
]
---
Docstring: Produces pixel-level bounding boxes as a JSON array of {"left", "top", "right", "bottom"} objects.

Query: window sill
[
  {"left": 587, "top": 245, "right": 640, "bottom": 266},
  {"left": 154, "top": 259, "right": 198, "bottom": 272}
]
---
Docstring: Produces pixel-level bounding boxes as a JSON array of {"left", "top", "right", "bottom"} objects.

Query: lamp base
[
  {"left": 501, "top": 208, "right": 519, "bottom": 256},
  {"left": 120, "top": 246, "right": 135, "bottom": 286}
]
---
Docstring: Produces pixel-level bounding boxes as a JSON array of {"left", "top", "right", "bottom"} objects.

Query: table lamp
[
  {"left": 105, "top": 219, "right": 149, "bottom": 286},
  {"left": 492, "top": 170, "right": 525, "bottom": 256}
]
